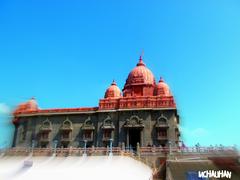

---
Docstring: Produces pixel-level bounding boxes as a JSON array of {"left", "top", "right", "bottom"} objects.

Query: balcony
[
  {"left": 61, "top": 137, "right": 72, "bottom": 143},
  {"left": 157, "top": 136, "right": 168, "bottom": 141},
  {"left": 60, "top": 126, "right": 73, "bottom": 132},
  {"left": 82, "top": 125, "right": 95, "bottom": 130},
  {"left": 39, "top": 136, "right": 50, "bottom": 143},
  {"left": 39, "top": 126, "right": 52, "bottom": 132},
  {"left": 155, "top": 123, "right": 169, "bottom": 128},
  {"left": 102, "top": 124, "right": 115, "bottom": 130}
]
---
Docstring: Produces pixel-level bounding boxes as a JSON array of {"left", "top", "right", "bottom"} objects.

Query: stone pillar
[
  {"left": 140, "top": 129, "right": 143, "bottom": 146},
  {"left": 91, "top": 145, "right": 95, "bottom": 153},
  {"left": 69, "top": 146, "right": 72, "bottom": 156},
  {"left": 136, "top": 142, "right": 140, "bottom": 157},
  {"left": 121, "top": 142, "right": 125, "bottom": 156},
  {"left": 121, "top": 142, "right": 125, "bottom": 151},
  {"left": 126, "top": 129, "right": 129, "bottom": 148},
  {"left": 111, "top": 130, "right": 114, "bottom": 146}
]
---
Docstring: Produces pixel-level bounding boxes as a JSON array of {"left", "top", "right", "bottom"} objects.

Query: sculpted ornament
[{"left": 124, "top": 115, "right": 144, "bottom": 127}]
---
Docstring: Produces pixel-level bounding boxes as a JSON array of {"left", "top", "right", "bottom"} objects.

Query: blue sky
[{"left": 0, "top": 0, "right": 240, "bottom": 148}]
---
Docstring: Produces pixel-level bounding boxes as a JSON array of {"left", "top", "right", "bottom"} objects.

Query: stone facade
[
  {"left": 12, "top": 57, "right": 180, "bottom": 149},
  {"left": 13, "top": 109, "right": 179, "bottom": 148}
]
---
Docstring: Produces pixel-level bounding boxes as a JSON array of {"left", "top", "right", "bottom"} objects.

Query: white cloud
[{"left": 0, "top": 103, "right": 11, "bottom": 115}]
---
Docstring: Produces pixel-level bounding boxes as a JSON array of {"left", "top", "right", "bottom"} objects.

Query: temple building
[
  {"left": 9, "top": 56, "right": 240, "bottom": 180},
  {"left": 12, "top": 56, "right": 180, "bottom": 149}
]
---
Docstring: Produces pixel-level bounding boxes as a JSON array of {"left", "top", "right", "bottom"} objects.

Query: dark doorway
[
  {"left": 40, "top": 143, "right": 48, "bottom": 148},
  {"left": 129, "top": 129, "right": 141, "bottom": 150},
  {"left": 62, "top": 143, "right": 68, "bottom": 148},
  {"left": 86, "top": 142, "right": 93, "bottom": 148}
]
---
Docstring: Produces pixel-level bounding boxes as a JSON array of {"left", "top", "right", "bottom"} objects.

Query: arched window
[
  {"left": 102, "top": 116, "right": 115, "bottom": 142},
  {"left": 85, "top": 120, "right": 93, "bottom": 126},
  {"left": 63, "top": 119, "right": 72, "bottom": 128},
  {"left": 158, "top": 118, "right": 167, "bottom": 124},
  {"left": 39, "top": 119, "right": 52, "bottom": 148},
  {"left": 105, "top": 119, "right": 112, "bottom": 126},
  {"left": 156, "top": 114, "right": 168, "bottom": 126},
  {"left": 82, "top": 117, "right": 95, "bottom": 142},
  {"left": 60, "top": 118, "right": 73, "bottom": 148},
  {"left": 155, "top": 115, "right": 168, "bottom": 145},
  {"left": 41, "top": 119, "right": 52, "bottom": 129}
]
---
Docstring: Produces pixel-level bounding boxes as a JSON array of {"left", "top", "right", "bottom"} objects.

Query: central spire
[
  {"left": 111, "top": 80, "right": 117, "bottom": 86},
  {"left": 159, "top": 77, "right": 164, "bottom": 83},
  {"left": 137, "top": 56, "right": 145, "bottom": 66}
]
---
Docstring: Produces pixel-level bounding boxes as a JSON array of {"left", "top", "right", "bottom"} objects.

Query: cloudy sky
[{"left": 0, "top": 0, "right": 240, "bottom": 148}]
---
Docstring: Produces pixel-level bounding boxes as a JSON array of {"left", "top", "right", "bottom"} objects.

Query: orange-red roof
[
  {"left": 104, "top": 80, "right": 122, "bottom": 99},
  {"left": 124, "top": 56, "right": 156, "bottom": 88},
  {"left": 155, "top": 77, "right": 172, "bottom": 96},
  {"left": 13, "top": 57, "right": 176, "bottom": 121}
]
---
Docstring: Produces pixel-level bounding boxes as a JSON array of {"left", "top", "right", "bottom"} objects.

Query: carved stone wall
[{"left": 13, "top": 109, "right": 180, "bottom": 149}]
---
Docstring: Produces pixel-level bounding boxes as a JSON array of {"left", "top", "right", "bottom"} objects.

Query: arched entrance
[
  {"left": 124, "top": 115, "right": 144, "bottom": 150},
  {"left": 128, "top": 128, "right": 141, "bottom": 149}
]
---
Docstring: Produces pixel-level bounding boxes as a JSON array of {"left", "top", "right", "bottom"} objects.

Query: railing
[
  {"left": 2, "top": 147, "right": 122, "bottom": 157},
  {"left": 1, "top": 145, "right": 238, "bottom": 180},
  {"left": 128, "top": 146, "right": 239, "bottom": 157},
  {"left": 1, "top": 146, "right": 238, "bottom": 157}
]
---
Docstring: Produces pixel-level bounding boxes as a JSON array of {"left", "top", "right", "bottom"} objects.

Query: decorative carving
[
  {"left": 82, "top": 116, "right": 95, "bottom": 130},
  {"left": 60, "top": 118, "right": 73, "bottom": 131},
  {"left": 40, "top": 119, "right": 52, "bottom": 132},
  {"left": 39, "top": 119, "right": 52, "bottom": 143},
  {"left": 60, "top": 118, "right": 73, "bottom": 144},
  {"left": 124, "top": 115, "right": 144, "bottom": 128},
  {"left": 102, "top": 115, "right": 115, "bottom": 129},
  {"left": 156, "top": 115, "right": 169, "bottom": 128},
  {"left": 81, "top": 117, "right": 94, "bottom": 141},
  {"left": 99, "top": 96, "right": 175, "bottom": 110},
  {"left": 104, "top": 115, "right": 111, "bottom": 121}
]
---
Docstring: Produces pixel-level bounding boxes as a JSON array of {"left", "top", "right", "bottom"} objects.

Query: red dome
[
  {"left": 155, "top": 77, "right": 172, "bottom": 96},
  {"left": 104, "top": 80, "right": 122, "bottom": 99},
  {"left": 27, "top": 98, "right": 38, "bottom": 110},
  {"left": 14, "top": 97, "right": 39, "bottom": 114},
  {"left": 124, "top": 56, "right": 156, "bottom": 88}
]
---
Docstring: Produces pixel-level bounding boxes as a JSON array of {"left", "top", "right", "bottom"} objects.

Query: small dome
[
  {"left": 26, "top": 97, "right": 38, "bottom": 110},
  {"left": 104, "top": 80, "right": 122, "bottom": 99},
  {"left": 155, "top": 77, "right": 172, "bottom": 96},
  {"left": 14, "top": 97, "right": 39, "bottom": 114},
  {"left": 124, "top": 56, "right": 155, "bottom": 88}
]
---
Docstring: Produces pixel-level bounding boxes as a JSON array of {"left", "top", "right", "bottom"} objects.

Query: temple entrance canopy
[{"left": 124, "top": 115, "right": 144, "bottom": 149}]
